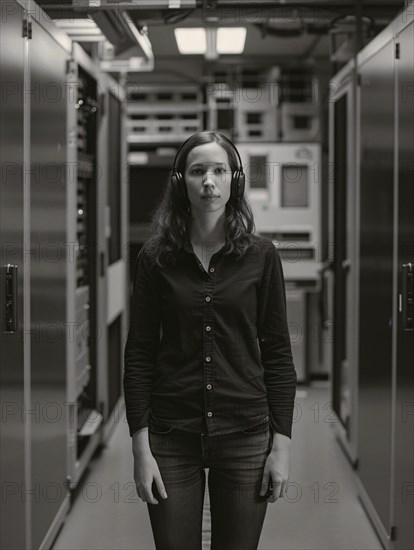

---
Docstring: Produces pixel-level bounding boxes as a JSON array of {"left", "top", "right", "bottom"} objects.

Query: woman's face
[{"left": 183, "top": 142, "right": 232, "bottom": 214}]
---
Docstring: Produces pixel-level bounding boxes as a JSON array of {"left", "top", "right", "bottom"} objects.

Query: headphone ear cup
[
  {"left": 231, "top": 170, "right": 239, "bottom": 199},
  {"left": 231, "top": 170, "right": 245, "bottom": 199},
  {"left": 238, "top": 172, "right": 245, "bottom": 198},
  {"left": 171, "top": 171, "right": 178, "bottom": 190},
  {"left": 172, "top": 170, "right": 188, "bottom": 204}
]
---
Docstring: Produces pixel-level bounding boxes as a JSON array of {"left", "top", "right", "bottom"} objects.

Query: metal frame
[
  {"left": 96, "top": 72, "right": 129, "bottom": 444},
  {"left": 328, "top": 58, "right": 359, "bottom": 469},
  {"left": 23, "top": 9, "right": 33, "bottom": 549},
  {"left": 65, "top": 42, "right": 103, "bottom": 491},
  {"left": 65, "top": 46, "right": 78, "bottom": 497}
]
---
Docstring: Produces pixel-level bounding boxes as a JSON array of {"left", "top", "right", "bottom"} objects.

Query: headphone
[{"left": 170, "top": 132, "right": 245, "bottom": 205}]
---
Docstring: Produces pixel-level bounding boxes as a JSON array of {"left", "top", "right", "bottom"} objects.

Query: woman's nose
[{"left": 203, "top": 173, "right": 215, "bottom": 187}]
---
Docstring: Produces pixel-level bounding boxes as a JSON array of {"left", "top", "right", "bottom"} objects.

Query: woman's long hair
[{"left": 142, "top": 131, "right": 256, "bottom": 269}]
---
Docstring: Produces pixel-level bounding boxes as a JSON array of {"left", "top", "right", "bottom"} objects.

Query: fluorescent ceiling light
[
  {"left": 54, "top": 18, "right": 105, "bottom": 40},
  {"left": 174, "top": 27, "right": 247, "bottom": 55},
  {"left": 217, "top": 27, "right": 246, "bottom": 54},
  {"left": 174, "top": 28, "right": 206, "bottom": 54}
]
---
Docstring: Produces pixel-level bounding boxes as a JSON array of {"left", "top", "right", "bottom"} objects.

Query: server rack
[
  {"left": 66, "top": 44, "right": 128, "bottom": 489},
  {"left": 329, "top": 4, "right": 414, "bottom": 549},
  {"left": 65, "top": 44, "right": 102, "bottom": 489},
  {"left": 0, "top": 2, "right": 129, "bottom": 548},
  {"left": 356, "top": 9, "right": 414, "bottom": 550},
  {"left": 127, "top": 85, "right": 203, "bottom": 144},
  {"left": 29, "top": 14, "right": 70, "bottom": 549},
  {"left": 0, "top": 2, "right": 73, "bottom": 549},
  {"left": 392, "top": 15, "right": 414, "bottom": 550},
  {"left": 358, "top": 32, "right": 396, "bottom": 548}
]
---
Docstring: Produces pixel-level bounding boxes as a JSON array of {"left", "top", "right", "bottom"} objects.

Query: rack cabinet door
[
  {"left": 357, "top": 38, "right": 395, "bottom": 536},
  {"left": 393, "top": 20, "right": 414, "bottom": 550},
  {"left": 0, "top": 2, "right": 26, "bottom": 548},
  {"left": 29, "top": 16, "right": 69, "bottom": 550}
]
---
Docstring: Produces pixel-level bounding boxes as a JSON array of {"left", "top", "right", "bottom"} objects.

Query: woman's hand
[
  {"left": 260, "top": 432, "right": 291, "bottom": 503},
  {"left": 132, "top": 427, "right": 168, "bottom": 505},
  {"left": 133, "top": 450, "right": 168, "bottom": 505}
]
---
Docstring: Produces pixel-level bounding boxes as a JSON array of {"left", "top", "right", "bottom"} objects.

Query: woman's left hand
[{"left": 260, "top": 447, "right": 290, "bottom": 503}]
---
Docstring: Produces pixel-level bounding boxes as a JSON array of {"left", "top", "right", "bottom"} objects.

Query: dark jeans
[{"left": 147, "top": 417, "right": 272, "bottom": 550}]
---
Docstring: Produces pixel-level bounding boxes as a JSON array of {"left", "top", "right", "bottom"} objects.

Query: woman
[{"left": 123, "top": 130, "right": 297, "bottom": 550}]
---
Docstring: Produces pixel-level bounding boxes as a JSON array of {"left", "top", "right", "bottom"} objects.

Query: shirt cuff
[{"left": 127, "top": 409, "right": 151, "bottom": 438}]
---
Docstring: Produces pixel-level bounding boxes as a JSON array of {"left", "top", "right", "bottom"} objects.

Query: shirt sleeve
[
  {"left": 257, "top": 242, "right": 297, "bottom": 439},
  {"left": 123, "top": 247, "right": 161, "bottom": 437}
]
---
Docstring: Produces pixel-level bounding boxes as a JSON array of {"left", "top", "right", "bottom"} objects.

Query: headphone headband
[{"left": 172, "top": 132, "right": 244, "bottom": 175}]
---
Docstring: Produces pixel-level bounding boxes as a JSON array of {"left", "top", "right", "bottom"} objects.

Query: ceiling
[{"left": 39, "top": 0, "right": 406, "bottom": 83}]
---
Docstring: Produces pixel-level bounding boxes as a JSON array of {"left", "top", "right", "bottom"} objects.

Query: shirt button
[
  {"left": 207, "top": 411, "right": 213, "bottom": 417},
  {"left": 205, "top": 356, "right": 211, "bottom": 362},
  {"left": 205, "top": 295, "right": 211, "bottom": 302},
  {"left": 206, "top": 384, "right": 212, "bottom": 390},
  {"left": 205, "top": 325, "right": 212, "bottom": 332},
  {"left": 209, "top": 267, "right": 215, "bottom": 273}
]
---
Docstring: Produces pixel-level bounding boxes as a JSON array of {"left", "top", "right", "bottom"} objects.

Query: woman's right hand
[{"left": 132, "top": 427, "right": 168, "bottom": 505}]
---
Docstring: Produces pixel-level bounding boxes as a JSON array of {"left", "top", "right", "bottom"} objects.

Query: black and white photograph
[{"left": 0, "top": 1, "right": 413, "bottom": 550}]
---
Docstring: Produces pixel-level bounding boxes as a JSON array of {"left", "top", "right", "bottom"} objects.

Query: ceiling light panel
[
  {"left": 217, "top": 27, "right": 247, "bottom": 54},
  {"left": 174, "top": 28, "right": 206, "bottom": 54}
]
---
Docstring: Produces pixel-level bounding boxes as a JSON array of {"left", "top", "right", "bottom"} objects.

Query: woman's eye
[{"left": 190, "top": 167, "right": 226, "bottom": 175}]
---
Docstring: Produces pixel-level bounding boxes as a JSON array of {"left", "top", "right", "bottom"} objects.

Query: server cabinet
[
  {"left": 358, "top": 35, "right": 395, "bottom": 542},
  {"left": 65, "top": 49, "right": 128, "bottom": 487},
  {"left": 355, "top": 6, "right": 414, "bottom": 549},
  {"left": 29, "top": 14, "right": 70, "bottom": 550},
  {"left": 0, "top": 4, "right": 27, "bottom": 549},
  {"left": 1, "top": 1, "right": 73, "bottom": 548},
  {"left": 1, "top": 1, "right": 129, "bottom": 547},
  {"left": 393, "top": 19, "right": 414, "bottom": 550},
  {"left": 65, "top": 45, "right": 102, "bottom": 488}
]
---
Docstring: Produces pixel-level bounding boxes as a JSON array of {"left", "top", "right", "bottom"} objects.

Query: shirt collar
[{"left": 182, "top": 233, "right": 230, "bottom": 258}]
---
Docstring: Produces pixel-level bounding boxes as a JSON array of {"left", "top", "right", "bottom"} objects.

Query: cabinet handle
[
  {"left": 401, "top": 263, "right": 413, "bottom": 331},
  {"left": 4, "top": 264, "right": 18, "bottom": 333}
]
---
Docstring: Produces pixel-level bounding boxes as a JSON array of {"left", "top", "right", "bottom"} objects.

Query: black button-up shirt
[{"left": 123, "top": 234, "right": 297, "bottom": 439}]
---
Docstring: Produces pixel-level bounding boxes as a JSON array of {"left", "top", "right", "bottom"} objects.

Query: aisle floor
[{"left": 52, "top": 383, "right": 383, "bottom": 550}]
